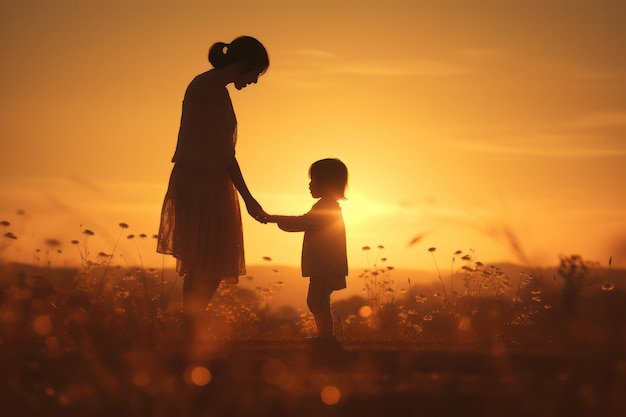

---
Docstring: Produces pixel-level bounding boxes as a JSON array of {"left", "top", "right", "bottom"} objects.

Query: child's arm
[{"left": 267, "top": 214, "right": 315, "bottom": 232}]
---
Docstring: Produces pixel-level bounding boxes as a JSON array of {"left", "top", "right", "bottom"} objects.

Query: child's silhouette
[{"left": 267, "top": 158, "right": 348, "bottom": 345}]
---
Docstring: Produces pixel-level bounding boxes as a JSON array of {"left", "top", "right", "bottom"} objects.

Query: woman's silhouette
[{"left": 157, "top": 36, "right": 269, "bottom": 335}]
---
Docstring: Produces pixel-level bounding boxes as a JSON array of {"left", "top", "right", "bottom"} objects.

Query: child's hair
[
  {"left": 309, "top": 158, "right": 348, "bottom": 200},
  {"left": 208, "top": 36, "right": 269, "bottom": 74}
]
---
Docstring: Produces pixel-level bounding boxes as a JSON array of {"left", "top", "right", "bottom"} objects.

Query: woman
[{"left": 157, "top": 36, "right": 269, "bottom": 323}]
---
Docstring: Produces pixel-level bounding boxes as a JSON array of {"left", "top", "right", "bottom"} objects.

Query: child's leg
[{"left": 307, "top": 278, "right": 334, "bottom": 338}]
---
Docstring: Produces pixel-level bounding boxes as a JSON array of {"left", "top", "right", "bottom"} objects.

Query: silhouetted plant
[{"left": 557, "top": 254, "right": 598, "bottom": 312}]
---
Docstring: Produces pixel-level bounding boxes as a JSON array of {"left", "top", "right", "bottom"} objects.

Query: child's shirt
[{"left": 276, "top": 198, "right": 348, "bottom": 281}]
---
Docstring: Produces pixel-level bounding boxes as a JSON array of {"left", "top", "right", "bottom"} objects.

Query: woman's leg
[
  {"left": 182, "top": 273, "right": 221, "bottom": 343},
  {"left": 183, "top": 274, "right": 220, "bottom": 315}
]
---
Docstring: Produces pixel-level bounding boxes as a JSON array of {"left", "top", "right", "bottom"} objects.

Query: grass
[{"left": 1, "top": 218, "right": 625, "bottom": 416}]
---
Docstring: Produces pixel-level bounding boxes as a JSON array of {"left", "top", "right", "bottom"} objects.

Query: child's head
[{"left": 309, "top": 158, "right": 348, "bottom": 200}]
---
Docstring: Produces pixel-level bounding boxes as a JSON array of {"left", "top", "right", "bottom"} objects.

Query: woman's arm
[{"left": 227, "top": 157, "right": 267, "bottom": 222}]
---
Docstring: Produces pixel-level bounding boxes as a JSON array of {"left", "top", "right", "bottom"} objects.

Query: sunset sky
[{"left": 1, "top": 0, "right": 625, "bottom": 276}]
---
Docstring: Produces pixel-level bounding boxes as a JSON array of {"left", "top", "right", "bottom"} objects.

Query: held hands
[{"left": 245, "top": 198, "right": 269, "bottom": 223}]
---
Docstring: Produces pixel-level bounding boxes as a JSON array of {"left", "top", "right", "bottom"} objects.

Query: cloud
[
  {"left": 568, "top": 111, "right": 626, "bottom": 129},
  {"left": 457, "top": 48, "right": 499, "bottom": 58},
  {"left": 446, "top": 133, "right": 626, "bottom": 158},
  {"left": 328, "top": 59, "right": 468, "bottom": 77}
]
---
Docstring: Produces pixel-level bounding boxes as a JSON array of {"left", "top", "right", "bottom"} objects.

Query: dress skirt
[{"left": 157, "top": 164, "right": 245, "bottom": 283}]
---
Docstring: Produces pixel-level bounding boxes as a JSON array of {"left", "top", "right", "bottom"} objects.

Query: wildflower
[
  {"left": 461, "top": 255, "right": 471, "bottom": 261},
  {"left": 82, "top": 229, "right": 95, "bottom": 236},
  {"left": 428, "top": 247, "right": 436, "bottom": 252},
  {"left": 407, "top": 236, "right": 423, "bottom": 246},
  {"left": 601, "top": 282, "right": 615, "bottom": 292},
  {"left": 127, "top": 234, "right": 135, "bottom": 239},
  {"left": 262, "top": 256, "right": 272, "bottom": 261},
  {"left": 152, "top": 234, "right": 158, "bottom": 239},
  {"left": 70, "top": 240, "right": 79, "bottom": 245},
  {"left": 377, "top": 245, "right": 385, "bottom": 249},
  {"left": 139, "top": 234, "right": 147, "bottom": 239},
  {"left": 362, "top": 246, "right": 371, "bottom": 251},
  {"left": 119, "top": 222, "right": 129, "bottom": 229},
  {"left": 0, "top": 220, "right": 9, "bottom": 227},
  {"left": 4, "top": 232, "right": 17, "bottom": 240},
  {"left": 387, "top": 266, "right": 395, "bottom": 271},
  {"left": 415, "top": 294, "right": 427, "bottom": 303},
  {"left": 454, "top": 250, "right": 462, "bottom": 255}
]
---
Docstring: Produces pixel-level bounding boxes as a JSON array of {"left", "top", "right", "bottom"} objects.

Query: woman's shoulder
[{"left": 186, "top": 71, "right": 226, "bottom": 98}]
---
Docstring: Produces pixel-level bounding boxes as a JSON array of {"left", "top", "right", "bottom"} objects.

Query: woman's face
[{"left": 234, "top": 68, "right": 262, "bottom": 90}]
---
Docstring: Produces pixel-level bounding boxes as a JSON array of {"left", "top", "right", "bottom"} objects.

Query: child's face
[{"left": 309, "top": 178, "right": 321, "bottom": 198}]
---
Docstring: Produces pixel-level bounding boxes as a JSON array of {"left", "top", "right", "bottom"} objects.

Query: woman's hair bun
[
  {"left": 207, "top": 36, "right": 269, "bottom": 73},
  {"left": 208, "top": 41, "right": 229, "bottom": 67}
]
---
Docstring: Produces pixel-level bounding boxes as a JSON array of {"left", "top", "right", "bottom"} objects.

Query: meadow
[{"left": 1, "top": 221, "right": 625, "bottom": 416}]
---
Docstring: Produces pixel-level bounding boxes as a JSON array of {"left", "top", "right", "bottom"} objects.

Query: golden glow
[{"left": 1, "top": 1, "right": 625, "bottom": 277}]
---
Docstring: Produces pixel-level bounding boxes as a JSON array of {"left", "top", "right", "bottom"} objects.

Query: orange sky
[{"left": 1, "top": 0, "right": 625, "bottom": 275}]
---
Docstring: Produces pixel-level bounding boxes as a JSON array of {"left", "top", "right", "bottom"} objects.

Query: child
[{"left": 267, "top": 158, "right": 348, "bottom": 344}]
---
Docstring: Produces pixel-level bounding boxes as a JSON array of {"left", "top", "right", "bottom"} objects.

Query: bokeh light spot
[
  {"left": 45, "top": 336, "right": 60, "bottom": 352},
  {"left": 133, "top": 371, "right": 151, "bottom": 387},
  {"left": 33, "top": 315, "right": 53, "bottom": 335},
  {"left": 358, "top": 305, "right": 372, "bottom": 318},
  {"left": 189, "top": 366, "right": 212, "bottom": 386},
  {"left": 321, "top": 385, "right": 341, "bottom": 405}
]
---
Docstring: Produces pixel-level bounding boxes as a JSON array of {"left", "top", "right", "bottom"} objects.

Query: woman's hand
[{"left": 246, "top": 198, "right": 268, "bottom": 223}]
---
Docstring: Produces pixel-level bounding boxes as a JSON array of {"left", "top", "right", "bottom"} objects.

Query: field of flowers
[{"left": 1, "top": 221, "right": 625, "bottom": 416}]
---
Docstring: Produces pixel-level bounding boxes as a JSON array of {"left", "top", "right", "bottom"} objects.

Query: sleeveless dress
[{"left": 157, "top": 70, "right": 245, "bottom": 283}]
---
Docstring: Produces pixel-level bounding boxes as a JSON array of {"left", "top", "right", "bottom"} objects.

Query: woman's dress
[{"left": 157, "top": 71, "right": 245, "bottom": 282}]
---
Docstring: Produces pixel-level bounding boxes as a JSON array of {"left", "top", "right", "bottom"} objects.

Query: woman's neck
[{"left": 214, "top": 62, "right": 244, "bottom": 87}]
